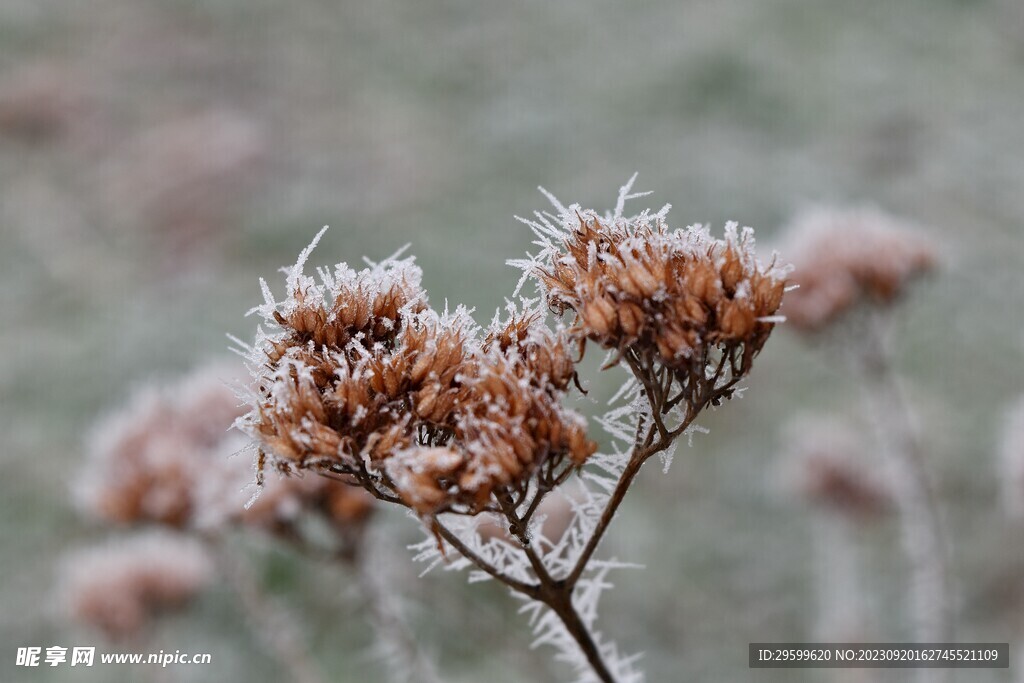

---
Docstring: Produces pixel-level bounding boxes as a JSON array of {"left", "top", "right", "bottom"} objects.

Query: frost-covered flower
[
  {"left": 236, "top": 232, "right": 596, "bottom": 515},
  {"left": 59, "top": 531, "right": 214, "bottom": 641},
  {"left": 236, "top": 178, "right": 787, "bottom": 683},
  {"left": 508, "top": 176, "right": 788, "bottom": 413},
  {"left": 385, "top": 312, "right": 595, "bottom": 514},
  {"left": 779, "top": 207, "right": 937, "bottom": 333}
]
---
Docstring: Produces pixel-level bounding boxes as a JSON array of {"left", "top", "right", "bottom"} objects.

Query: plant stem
[
  {"left": 208, "top": 538, "right": 326, "bottom": 683},
  {"left": 354, "top": 541, "right": 443, "bottom": 683},
  {"left": 859, "top": 318, "right": 951, "bottom": 648},
  {"left": 542, "top": 589, "right": 617, "bottom": 683},
  {"left": 431, "top": 352, "right": 714, "bottom": 683}
]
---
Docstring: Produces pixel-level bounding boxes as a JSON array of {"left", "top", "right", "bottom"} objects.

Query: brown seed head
[{"left": 526, "top": 214, "right": 787, "bottom": 381}]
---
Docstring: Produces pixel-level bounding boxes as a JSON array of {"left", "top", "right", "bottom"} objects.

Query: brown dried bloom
[
  {"left": 78, "top": 365, "right": 246, "bottom": 527},
  {"left": 80, "top": 363, "right": 374, "bottom": 540},
  {"left": 236, "top": 184, "right": 790, "bottom": 683},
  {"left": 779, "top": 207, "right": 938, "bottom": 333},
  {"left": 510, "top": 202, "right": 787, "bottom": 413},
  {"left": 780, "top": 417, "right": 892, "bottom": 521},
  {"left": 385, "top": 314, "right": 595, "bottom": 513},
  {"left": 59, "top": 532, "right": 213, "bottom": 641},
  {"left": 238, "top": 232, "right": 596, "bottom": 516}
]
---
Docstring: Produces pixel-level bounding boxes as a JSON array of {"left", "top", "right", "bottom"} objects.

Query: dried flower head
[
  {"left": 77, "top": 365, "right": 246, "bottom": 527},
  {"left": 79, "top": 362, "right": 374, "bottom": 540},
  {"left": 780, "top": 417, "right": 892, "bottom": 520},
  {"left": 237, "top": 231, "right": 596, "bottom": 516},
  {"left": 59, "top": 532, "right": 213, "bottom": 641},
  {"left": 779, "top": 207, "right": 938, "bottom": 333},
  {"left": 385, "top": 313, "right": 595, "bottom": 513},
  {"left": 509, "top": 178, "right": 788, "bottom": 413},
  {"left": 236, "top": 180, "right": 789, "bottom": 683},
  {"left": 998, "top": 397, "right": 1024, "bottom": 519}
]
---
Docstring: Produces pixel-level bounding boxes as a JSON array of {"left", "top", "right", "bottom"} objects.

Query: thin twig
[{"left": 858, "top": 316, "right": 952, "bottom": 649}]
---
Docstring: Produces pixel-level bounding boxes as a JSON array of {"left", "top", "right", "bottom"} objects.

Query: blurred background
[{"left": 3, "top": 0, "right": 1024, "bottom": 681}]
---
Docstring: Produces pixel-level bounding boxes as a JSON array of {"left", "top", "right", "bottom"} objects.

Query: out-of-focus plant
[
  {"left": 778, "top": 207, "right": 948, "bottom": 661},
  {"left": 235, "top": 176, "right": 788, "bottom": 682},
  {"left": 67, "top": 364, "right": 437, "bottom": 683},
  {"left": 778, "top": 416, "right": 893, "bottom": 645},
  {"left": 59, "top": 531, "right": 215, "bottom": 643}
]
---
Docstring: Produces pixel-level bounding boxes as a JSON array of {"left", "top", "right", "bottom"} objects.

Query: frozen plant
[
  {"left": 778, "top": 207, "right": 950, "bottom": 669},
  {"left": 72, "top": 363, "right": 435, "bottom": 683},
  {"left": 777, "top": 416, "right": 893, "bottom": 645},
  {"left": 236, "top": 176, "right": 788, "bottom": 682},
  {"left": 76, "top": 362, "right": 374, "bottom": 547}
]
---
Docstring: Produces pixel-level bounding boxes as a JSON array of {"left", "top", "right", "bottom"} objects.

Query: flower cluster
[
  {"left": 535, "top": 215, "right": 785, "bottom": 372},
  {"left": 779, "top": 207, "right": 938, "bottom": 333},
  {"left": 509, "top": 191, "right": 788, "bottom": 414},
  {"left": 77, "top": 363, "right": 373, "bottom": 536},
  {"left": 385, "top": 313, "right": 594, "bottom": 513},
  {"left": 233, "top": 180, "right": 788, "bottom": 683},
  {"left": 60, "top": 532, "right": 213, "bottom": 641},
  {"left": 77, "top": 365, "right": 245, "bottom": 527},
  {"left": 238, "top": 232, "right": 596, "bottom": 516}
]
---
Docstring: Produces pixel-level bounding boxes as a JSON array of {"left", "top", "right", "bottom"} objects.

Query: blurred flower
[
  {"left": 77, "top": 363, "right": 246, "bottom": 527},
  {"left": 78, "top": 362, "right": 374, "bottom": 539},
  {"left": 195, "top": 451, "right": 374, "bottom": 540},
  {"left": 105, "top": 108, "right": 265, "bottom": 256},
  {"left": 780, "top": 416, "right": 892, "bottom": 521},
  {"left": 779, "top": 207, "right": 938, "bottom": 333},
  {"left": 998, "top": 396, "right": 1024, "bottom": 519},
  {"left": 59, "top": 531, "right": 213, "bottom": 641}
]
